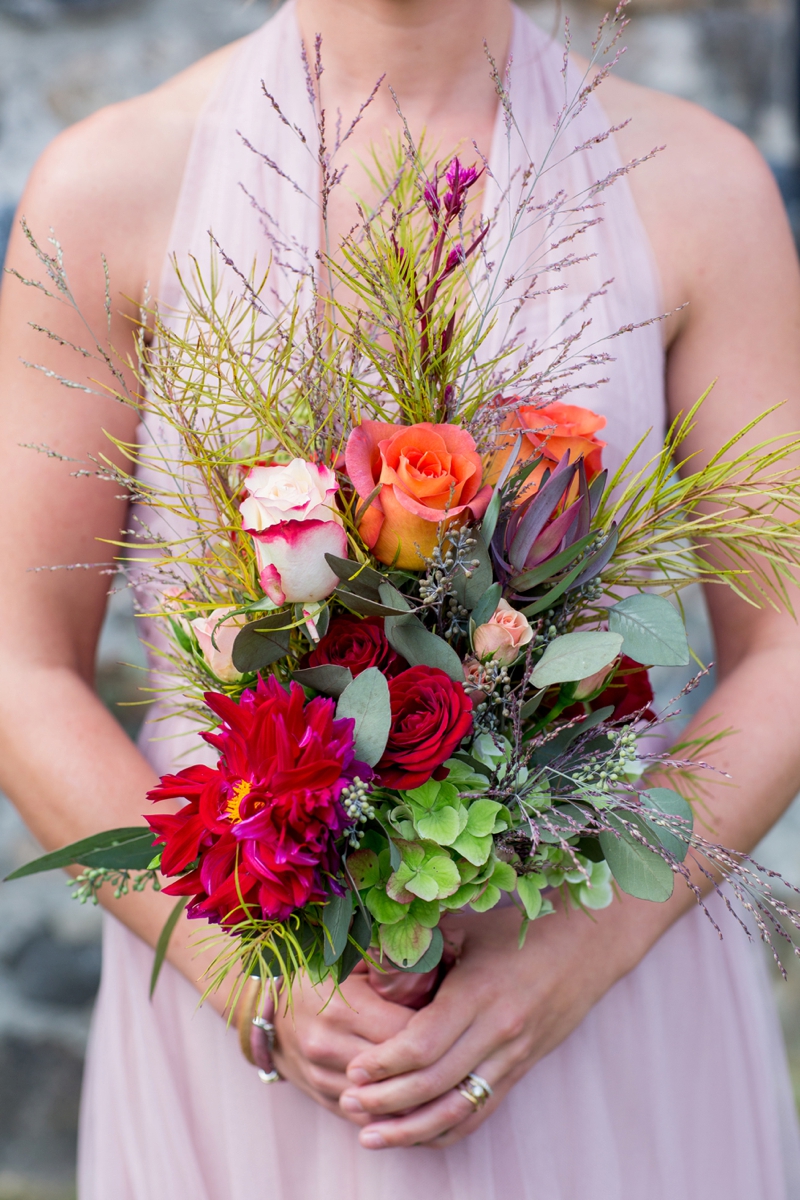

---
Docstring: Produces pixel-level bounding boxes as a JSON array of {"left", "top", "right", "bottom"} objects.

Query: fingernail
[
  {"left": 348, "top": 1068, "right": 371, "bottom": 1085},
  {"left": 361, "top": 1130, "right": 387, "bottom": 1150},
  {"left": 340, "top": 1094, "right": 365, "bottom": 1114}
]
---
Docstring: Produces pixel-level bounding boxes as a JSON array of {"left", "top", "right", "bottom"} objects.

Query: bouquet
[{"left": 9, "top": 30, "right": 800, "bottom": 1010}]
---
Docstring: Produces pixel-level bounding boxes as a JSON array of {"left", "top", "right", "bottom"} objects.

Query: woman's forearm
[{"left": 0, "top": 660, "right": 233, "bottom": 1016}]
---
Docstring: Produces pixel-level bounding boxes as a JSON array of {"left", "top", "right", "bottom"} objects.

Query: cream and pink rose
[
  {"left": 191, "top": 607, "right": 247, "bottom": 682},
  {"left": 345, "top": 421, "right": 492, "bottom": 569},
  {"left": 240, "top": 459, "right": 347, "bottom": 605},
  {"left": 473, "top": 599, "right": 533, "bottom": 666}
]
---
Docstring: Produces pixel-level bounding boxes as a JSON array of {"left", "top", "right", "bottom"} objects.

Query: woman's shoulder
[
  {"left": 12, "top": 40, "right": 241, "bottom": 301},
  {"left": 594, "top": 69, "right": 791, "bottom": 321}
]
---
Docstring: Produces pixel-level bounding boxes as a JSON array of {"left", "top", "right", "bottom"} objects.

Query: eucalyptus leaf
[
  {"left": 520, "top": 690, "right": 545, "bottom": 721},
  {"left": 336, "top": 668, "right": 392, "bottom": 766},
  {"left": 451, "top": 534, "right": 492, "bottom": 608},
  {"left": 81, "top": 834, "right": 162, "bottom": 871},
  {"left": 292, "top": 664, "right": 353, "bottom": 698},
  {"left": 4, "top": 827, "right": 158, "bottom": 880},
  {"left": 378, "top": 582, "right": 412, "bottom": 612},
  {"left": 531, "top": 706, "right": 615, "bottom": 765},
  {"left": 232, "top": 612, "right": 292, "bottom": 673},
  {"left": 531, "top": 632, "right": 623, "bottom": 688},
  {"left": 323, "top": 890, "right": 354, "bottom": 966},
  {"left": 324, "top": 554, "right": 385, "bottom": 595},
  {"left": 599, "top": 815, "right": 674, "bottom": 901},
  {"left": 607, "top": 593, "right": 690, "bottom": 667},
  {"left": 338, "top": 905, "right": 373, "bottom": 982},
  {"left": 334, "top": 589, "right": 410, "bottom": 618},
  {"left": 480, "top": 488, "right": 502, "bottom": 548},
  {"left": 461, "top": 535, "right": 493, "bottom": 609},
  {"left": 471, "top": 582, "right": 502, "bottom": 629},
  {"left": 641, "top": 787, "right": 693, "bottom": 861},
  {"left": 384, "top": 615, "right": 464, "bottom": 682}
]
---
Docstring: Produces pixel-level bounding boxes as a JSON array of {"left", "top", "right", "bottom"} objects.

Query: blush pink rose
[
  {"left": 240, "top": 459, "right": 347, "bottom": 605},
  {"left": 191, "top": 607, "right": 247, "bottom": 682},
  {"left": 473, "top": 599, "right": 533, "bottom": 666}
]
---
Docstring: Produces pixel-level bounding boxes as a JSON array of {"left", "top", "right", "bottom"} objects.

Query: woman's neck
[{"left": 295, "top": 0, "right": 513, "bottom": 141}]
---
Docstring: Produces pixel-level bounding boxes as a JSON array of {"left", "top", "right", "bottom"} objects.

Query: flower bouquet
[{"left": 9, "top": 38, "right": 800, "bottom": 1010}]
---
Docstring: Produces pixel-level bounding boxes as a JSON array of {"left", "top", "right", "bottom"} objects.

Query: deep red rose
[
  {"left": 302, "top": 616, "right": 406, "bottom": 679},
  {"left": 146, "top": 676, "right": 370, "bottom": 926},
  {"left": 593, "top": 655, "right": 655, "bottom": 722},
  {"left": 376, "top": 665, "right": 473, "bottom": 790}
]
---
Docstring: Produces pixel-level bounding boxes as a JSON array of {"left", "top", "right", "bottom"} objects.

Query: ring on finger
[{"left": 457, "top": 1072, "right": 493, "bottom": 1110}]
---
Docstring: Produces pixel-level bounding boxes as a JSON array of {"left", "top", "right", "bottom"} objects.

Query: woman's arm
[
  {"left": 332, "top": 96, "right": 800, "bottom": 1149},
  {"left": 0, "top": 95, "right": 415, "bottom": 1072}
]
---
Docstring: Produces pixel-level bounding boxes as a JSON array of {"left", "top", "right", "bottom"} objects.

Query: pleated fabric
[{"left": 78, "top": 4, "right": 800, "bottom": 1196}]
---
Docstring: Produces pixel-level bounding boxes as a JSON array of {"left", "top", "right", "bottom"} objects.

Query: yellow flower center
[{"left": 227, "top": 779, "right": 252, "bottom": 823}]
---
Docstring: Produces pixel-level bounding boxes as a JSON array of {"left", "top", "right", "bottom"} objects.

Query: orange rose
[
  {"left": 345, "top": 421, "right": 492, "bottom": 569},
  {"left": 488, "top": 399, "right": 607, "bottom": 498}
]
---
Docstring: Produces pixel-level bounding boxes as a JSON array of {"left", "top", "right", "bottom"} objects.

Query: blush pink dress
[{"left": 78, "top": 4, "right": 800, "bottom": 1197}]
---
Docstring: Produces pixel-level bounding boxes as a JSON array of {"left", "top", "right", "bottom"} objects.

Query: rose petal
[{"left": 251, "top": 520, "right": 348, "bottom": 603}]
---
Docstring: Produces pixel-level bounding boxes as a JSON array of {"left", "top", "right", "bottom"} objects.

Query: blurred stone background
[{"left": 0, "top": 0, "right": 799, "bottom": 1196}]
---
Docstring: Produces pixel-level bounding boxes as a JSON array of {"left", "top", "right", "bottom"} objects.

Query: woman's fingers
[
  {"left": 352, "top": 1063, "right": 504, "bottom": 1150},
  {"left": 342, "top": 1029, "right": 484, "bottom": 1114},
  {"left": 270, "top": 971, "right": 416, "bottom": 1114},
  {"left": 345, "top": 984, "right": 475, "bottom": 1086}
]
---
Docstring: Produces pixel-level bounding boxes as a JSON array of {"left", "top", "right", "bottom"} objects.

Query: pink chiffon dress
[{"left": 77, "top": 4, "right": 800, "bottom": 1196}]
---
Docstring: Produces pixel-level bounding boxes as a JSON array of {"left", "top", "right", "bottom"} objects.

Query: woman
[{"left": 1, "top": 0, "right": 800, "bottom": 1196}]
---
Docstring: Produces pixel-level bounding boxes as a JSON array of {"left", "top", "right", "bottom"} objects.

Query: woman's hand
[
  {"left": 338, "top": 895, "right": 678, "bottom": 1148},
  {"left": 271, "top": 964, "right": 415, "bottom": 1115}
]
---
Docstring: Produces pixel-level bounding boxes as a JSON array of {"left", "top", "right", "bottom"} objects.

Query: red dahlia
[
  {"left": 146, "top": 676, "right": 369, "bottom": 925},
  {"left": 376, "top": 665, "right": 473, "bottom": 790}
]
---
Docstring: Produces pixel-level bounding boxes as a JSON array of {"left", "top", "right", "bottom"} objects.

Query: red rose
[
  {"left": 302, "top": 616, "right": 406, "bottom": 679},
  {"left": 593, "top": 656, "right": 655, "bottom": 722},
  {"left": 377, "top": 666, "right": 473, "bottom": 790}
]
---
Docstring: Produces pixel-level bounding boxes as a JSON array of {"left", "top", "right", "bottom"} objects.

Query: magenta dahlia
[{"left": 146, "top": 676, "right": 369, "bottom": 925}]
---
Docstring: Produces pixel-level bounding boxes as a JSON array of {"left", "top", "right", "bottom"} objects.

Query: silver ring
[
  {"left": 252, "top": 1015, "right": 282, "bottom": 1082},
  {"left": 257, "top": 1067, "right": 282, "bottom": 1084},
  {"left": 252, "top": 1015, "right": 276, "bottom": 1048},
  {"left": 457, "top": 1072, "right": 493, "bottom": 1109}
]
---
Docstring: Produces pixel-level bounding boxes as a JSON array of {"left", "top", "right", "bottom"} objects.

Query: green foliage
[
  {"left": 5, "top": 826, "right": 159, "bottom": 879},
  {"left": 384, "top": 613, "right": 465, "bottom": 681},
  {"left": 150, "top": 897, "right": 189, "bottom": 997},
  {"left": 607, "top": 594, "right": 689, "bottom": 667},
  {"left": 531, "top": 631, "right": 623, "bottom": 688},
  {"left": 599, "top": 815, "right": 675, "bottom": 902},
  {"left": 335, "top": 668, "right": 392, "bottom": 766}
]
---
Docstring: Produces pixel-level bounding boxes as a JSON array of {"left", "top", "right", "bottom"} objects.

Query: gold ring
[{"left": 457, "top": 1072, "right": 493, "bottom": 1110}]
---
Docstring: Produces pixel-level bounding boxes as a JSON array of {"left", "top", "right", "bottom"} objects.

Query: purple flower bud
[
  {"left": 443, "top": 158, "right": 481, "bottom": 218},
  {"left": 423, "top": 179, "right": 440, "bottom": 217},
  {"left": 445, "top": 245, "right": 466, "bottom": 273}
]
